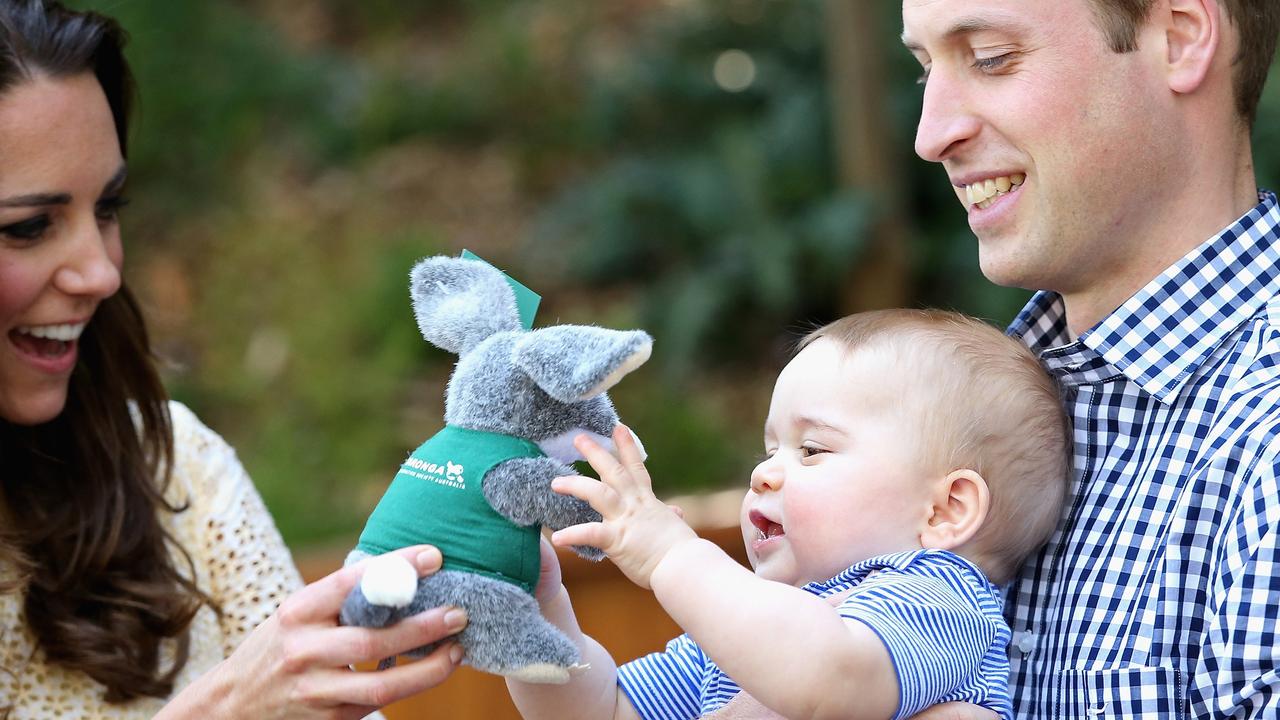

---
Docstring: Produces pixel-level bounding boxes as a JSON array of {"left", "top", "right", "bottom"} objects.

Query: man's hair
[
  {"left": 1087, "top": 0, "right": 1280, "bottom": 126},
  {"left": 799, "top": 309, "right": 1071, "bottom": 584}
]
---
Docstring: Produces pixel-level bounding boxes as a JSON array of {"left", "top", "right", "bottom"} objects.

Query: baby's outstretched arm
[
  {"left": 505, "top": 537, "right": 642, "bottom": 720},
  {"left": 554, "top": 426, "right": 899, "bottom": 720}
]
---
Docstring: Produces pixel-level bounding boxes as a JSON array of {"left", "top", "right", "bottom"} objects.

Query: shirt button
[{"left": 1012, "top": 631, "right": 1037, "bottom": 654}]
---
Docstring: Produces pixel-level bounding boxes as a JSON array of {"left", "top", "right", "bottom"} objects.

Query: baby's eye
[{"left": 800, "top": 445, "right": 828, "bottom": 458}]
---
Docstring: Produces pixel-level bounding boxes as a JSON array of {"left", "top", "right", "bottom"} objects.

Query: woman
[{"left": 0, "top": 1, "right": 463, "bottom": 717}]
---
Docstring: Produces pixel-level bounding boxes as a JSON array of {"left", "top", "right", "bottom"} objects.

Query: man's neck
[{"left": 1062, "top": 146, "right": 1259, "bottom": 338}]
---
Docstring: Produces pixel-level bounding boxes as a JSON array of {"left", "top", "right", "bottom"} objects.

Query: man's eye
[
  {"left": 1, "top": 215, "right": 51, "bottom": 241},
  {"left": 973, "top": 53, "right": 1012, "bottom": 72}
]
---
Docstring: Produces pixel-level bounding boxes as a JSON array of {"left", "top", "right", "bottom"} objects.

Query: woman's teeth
[
  {"left": 16, "top": 323, "right": 85, "bottom": 341},
  {"left": 966, "top": 173, "right": 1026, "bottom": 210}
]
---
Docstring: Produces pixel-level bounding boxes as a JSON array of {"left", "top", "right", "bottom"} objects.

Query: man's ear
[
  {"left": 919, "top": 469, "right": 990, "bottom": 551},
  {"left": 1160, "top": 0, "right": 1223, "bottom": 95}
]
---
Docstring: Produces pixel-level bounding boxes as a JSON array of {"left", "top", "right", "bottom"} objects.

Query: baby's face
[{"left": 740, "top": 339, "right": 935, "bottom": 586}]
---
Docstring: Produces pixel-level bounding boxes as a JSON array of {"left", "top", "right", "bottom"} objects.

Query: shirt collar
[{"left": 1010, "top": 191, "right": 1280, "bottom": 402}]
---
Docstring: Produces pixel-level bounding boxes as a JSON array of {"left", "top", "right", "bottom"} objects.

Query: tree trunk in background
[{"left": 824, "top": 0, "right": 911, "bottom": 311}]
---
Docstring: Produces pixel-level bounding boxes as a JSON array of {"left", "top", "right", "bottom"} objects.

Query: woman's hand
[{"left": 158, "top": 544, "right": 467, "bottom": 720}]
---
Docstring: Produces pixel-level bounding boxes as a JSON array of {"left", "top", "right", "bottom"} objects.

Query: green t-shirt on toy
[{"left": 356, "top": 424, "right": 546, "bottom": 593}]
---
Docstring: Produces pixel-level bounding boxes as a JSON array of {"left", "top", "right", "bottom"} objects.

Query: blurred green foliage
[
  {"left": 65, "top": 0, "right": 1280, "bottom": 547},
  {"left": 532, "top": 1, "right": 870, "bottom": 380}
]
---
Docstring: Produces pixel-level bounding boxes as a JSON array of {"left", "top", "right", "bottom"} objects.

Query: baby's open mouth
[{"left": 749, "top": 509, "right": 785, "bottom": 540}]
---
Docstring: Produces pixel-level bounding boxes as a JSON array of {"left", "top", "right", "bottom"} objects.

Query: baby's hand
[{"left": 550, "top": 425, "right": 697, "bottom": 589}]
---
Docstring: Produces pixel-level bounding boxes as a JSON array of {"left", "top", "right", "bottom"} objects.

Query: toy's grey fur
[{"left": 340, "top": 255, "right": 652, "bottom": 683}]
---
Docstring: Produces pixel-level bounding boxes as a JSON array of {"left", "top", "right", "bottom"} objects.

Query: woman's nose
[{"left": 56, "top": 219, "right": 121, "bottom": 299}]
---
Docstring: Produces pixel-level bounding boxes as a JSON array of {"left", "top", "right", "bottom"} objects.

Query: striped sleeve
[
  {"left": 839, "top": 574, "right": 999, "bottom": 720},
  {"left": 617, "top": 634, "right": 710, "bottom": 720}
]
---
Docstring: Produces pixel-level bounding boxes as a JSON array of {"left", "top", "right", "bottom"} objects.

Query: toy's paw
[
  {"left": 571, "top": 544, "right": 606, "bottom": 562},
  {"left": 359, "top": 553, "right": 418, "bottom": 608},
  {"left": 505, "top": 663, "right": 573, "bottom": 684}
]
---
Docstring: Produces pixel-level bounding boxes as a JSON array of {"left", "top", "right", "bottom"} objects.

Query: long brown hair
[{"left": 0, "top": 0, "right": 211, "bottom": 704}]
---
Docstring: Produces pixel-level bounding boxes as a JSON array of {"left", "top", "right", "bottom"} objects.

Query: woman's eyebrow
[
  {"left": 0, "top": 164, "right": 129, "bottom": 208},
  {"left": 102, "top": 163, "right": 128, "bottom": 194},
  {"left": 0, "top": 191, "right": 70, "bottom": 207}
]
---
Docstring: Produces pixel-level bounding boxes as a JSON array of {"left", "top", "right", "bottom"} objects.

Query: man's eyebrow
[
  {"left": 0, "top": 163, "right": 128, "bottom": 208},
  {"left": 902, "top": 16, "right": 1005, "bottom": 51}
]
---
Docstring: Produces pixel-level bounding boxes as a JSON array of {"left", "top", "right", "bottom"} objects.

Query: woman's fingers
[
  {"left": 296, "top": 604, "right": 469, "bottom": 667},
  {"left": 300, "top": 641, "right": 463, "bottom": 713},
  {"left": 280, "top": 546, "right": 442, "bottom": 626}
]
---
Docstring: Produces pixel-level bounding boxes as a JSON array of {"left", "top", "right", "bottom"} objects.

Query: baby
[{"left": 507, "top": 309, "right": 1070, "bottom": 720}]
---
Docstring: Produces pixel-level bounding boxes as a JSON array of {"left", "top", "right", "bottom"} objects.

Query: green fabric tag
[{"left": 460, "top": 249, "right": 540, "bottom": 330}]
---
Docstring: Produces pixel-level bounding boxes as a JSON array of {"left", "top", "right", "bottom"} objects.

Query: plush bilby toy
[{"left": 340, "top": 255, "right": 652, "bottom": 683}]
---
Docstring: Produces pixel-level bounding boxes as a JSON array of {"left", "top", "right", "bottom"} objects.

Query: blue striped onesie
[{"left": 617, "top": 549, "right": 1012, "bottom": 719}]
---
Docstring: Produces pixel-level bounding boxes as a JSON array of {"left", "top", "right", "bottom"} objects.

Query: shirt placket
[{"left": 1012, "top": 341, "right": 1119, "bottom": 719}]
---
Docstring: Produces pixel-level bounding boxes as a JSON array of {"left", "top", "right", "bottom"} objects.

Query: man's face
[{"left": 902, "top": 0, "right": 1175, "bottom": 298}]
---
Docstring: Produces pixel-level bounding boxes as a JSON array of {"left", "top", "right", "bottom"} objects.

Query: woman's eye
[
  {"left": 95, "top": 195, "right": 130, "bottom": 222},
  {"left": 1, "top": 215, "right": 51, "bottom": 241}
]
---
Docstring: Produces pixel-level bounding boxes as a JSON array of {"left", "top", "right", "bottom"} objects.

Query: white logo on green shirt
[{"left": 400, "top": 456, "right": 466, "bottom": 489}]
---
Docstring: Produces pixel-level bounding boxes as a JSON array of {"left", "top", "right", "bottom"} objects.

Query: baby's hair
[{"left": 799, "top": 309, "right": 1070, "bottom": 584}]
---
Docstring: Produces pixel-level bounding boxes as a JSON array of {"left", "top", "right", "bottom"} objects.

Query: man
[{"left": 901, "top": 0, "right": 1280, "bottom": 717}]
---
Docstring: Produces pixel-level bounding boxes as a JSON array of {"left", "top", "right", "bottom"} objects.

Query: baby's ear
[{"left": 919, "top": 469, "right": 990, "bottom": 551}]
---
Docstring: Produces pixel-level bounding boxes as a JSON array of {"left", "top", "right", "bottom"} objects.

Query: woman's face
[{"left": 0, "top": 73, "right": 126, "bottom": 426}]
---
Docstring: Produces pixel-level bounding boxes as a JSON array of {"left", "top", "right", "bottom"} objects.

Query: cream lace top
[{"left": 0, "top": 402, "right": 305, "bottom": 719}]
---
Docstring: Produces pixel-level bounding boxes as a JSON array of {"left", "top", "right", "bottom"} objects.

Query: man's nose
[{"left": 914, "top": 70, "right": 982, "bottom": 163}]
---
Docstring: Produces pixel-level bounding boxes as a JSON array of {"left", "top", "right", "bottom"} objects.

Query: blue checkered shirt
[{"left": 1006, "top": 190, "right": 1280, "bottom": 718}]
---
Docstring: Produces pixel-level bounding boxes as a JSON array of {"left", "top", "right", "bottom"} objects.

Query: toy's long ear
[
  {"left": 410, "top": 256, "right": 521, "bottom": 354},
  {"left": 514, "top": 327, "right": 653, "bottom": 402}
]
